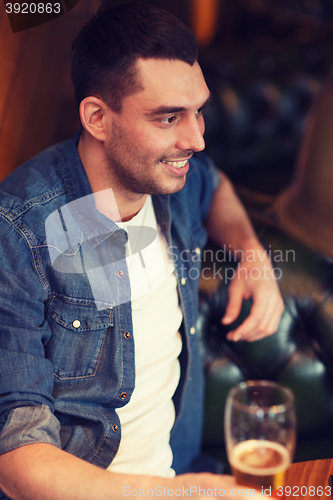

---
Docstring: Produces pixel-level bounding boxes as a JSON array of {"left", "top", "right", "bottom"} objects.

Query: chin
[{"left": 159, "top": 177, "right": 187, "bottom": 196}]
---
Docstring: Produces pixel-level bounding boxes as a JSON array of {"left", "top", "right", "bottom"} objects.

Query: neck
[{"left": 77, "top": 131, "right": 147, "bottom": 222}]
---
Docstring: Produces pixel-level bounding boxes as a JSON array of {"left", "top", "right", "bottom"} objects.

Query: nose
[{"left": 176, "top": 115, "right": 205, "bottom": 153}]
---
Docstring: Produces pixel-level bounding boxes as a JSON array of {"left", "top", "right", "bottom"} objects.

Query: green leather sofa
[{"left": 198, "top": 225, "right": 333, "bottom": 471}]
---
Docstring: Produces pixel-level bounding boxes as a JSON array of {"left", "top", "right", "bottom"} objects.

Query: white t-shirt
[{"left": 107, "top": 196, "right": 183, "bottom": 477}]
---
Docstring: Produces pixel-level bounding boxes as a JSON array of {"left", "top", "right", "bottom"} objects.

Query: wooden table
[{"left": 284, "top": 459, "right": 333, "bottom": 499}]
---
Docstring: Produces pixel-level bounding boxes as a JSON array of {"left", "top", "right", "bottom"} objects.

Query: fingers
[
  {"left": 221, "top": 280, "right": 245, "bottom": 326},
  {"left": 223, "top": 274, "right": 284, "bottom": 343},
  {"left": 203, "top": 475, "right": 274, "bottom": 500},
  {"left": 228, "top": 297, "right": 283, "bottom": 342},
  {"left": 175, "top": 473, "right": 277, "bottom": 500}
]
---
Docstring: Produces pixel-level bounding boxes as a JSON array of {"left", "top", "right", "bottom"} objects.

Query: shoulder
[
  {"left": 187, "top": 153, "right": 220, "bottom": 184},
  {"left": 0, "top": 137, "right": 77, "bottom": 218},
  {"left": 0, "top": 137, "right": 80, "bottom": 245},
  {"left": 170, "top": 153, "right": 221, "bottom": 221}
]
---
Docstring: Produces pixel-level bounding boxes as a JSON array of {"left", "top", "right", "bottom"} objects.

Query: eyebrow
[{"left": 145, "top": 94, "right": 212, "bottom": 117}]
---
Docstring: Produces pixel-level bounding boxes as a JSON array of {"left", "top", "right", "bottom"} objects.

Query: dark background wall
[
  {"left": 0, "top": 0, "right": 99, "bottom": 180},
  {"left": 1, "top": 0, "right": 333, "bottom": 194}
]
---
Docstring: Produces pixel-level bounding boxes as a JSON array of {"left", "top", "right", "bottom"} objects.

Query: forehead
[{"left": 125, "top": 58, "right": 210, "bottom": 110}]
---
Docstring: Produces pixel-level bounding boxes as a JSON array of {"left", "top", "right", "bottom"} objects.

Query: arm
[
  {"left": 0, "top": 443, "right": 267, "bottom": 500},
  {"left": 205, "top": 172, "right": 284, "bottom": 342},
  {"left": 0, "top": 195, "right": 271, "bottom": 499}
]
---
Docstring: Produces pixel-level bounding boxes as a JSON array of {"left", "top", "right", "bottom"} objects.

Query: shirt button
[
  {"left": 124, "top": 331, "right": 130, "bottom": 339},
  {"left": 190, "top": 326, "right": 196, "bottom": 335},
  {"left": 112, "top": 424, "right": 118, "bottom": 432},
  {"left": 72, "top": 319, "right": 81, "bottom": 328},
  {"left": 118, "top": 271, "right": 124, "bottom": 278},
  {"left": 194, "top": 247, "right": 201, "bottom": 255},
  {"left": 120, "top": 392, "right": 127, "bottom": 400},
  {"left": 181, "top": 277, "right": 186, "bottom": 285}
]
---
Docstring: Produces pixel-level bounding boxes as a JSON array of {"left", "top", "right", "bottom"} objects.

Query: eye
[
  {"left": 196, "top": 97, "right": 212, "bottom": 116},
  {"left": 160, "top": 115, "right": 177, "bottom": 124}
]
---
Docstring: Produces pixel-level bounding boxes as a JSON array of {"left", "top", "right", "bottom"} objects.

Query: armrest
[{"left": 199, "top": 226, "right": 333, "bottom": 450}]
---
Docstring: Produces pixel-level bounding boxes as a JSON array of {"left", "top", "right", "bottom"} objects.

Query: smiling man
[
  {"left": 0, "top": 3, "right": 282, "bottom": 500},
  {"left": 79, "top": 57, "right": 209, "bottom": 218}
]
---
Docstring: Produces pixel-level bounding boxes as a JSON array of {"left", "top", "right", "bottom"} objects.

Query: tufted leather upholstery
[
  {"left": 199, "top": 71, "right": 333, "bottom": 467},
  {"left": 198, "top": 224, "right": 333, "bottom": 466}
]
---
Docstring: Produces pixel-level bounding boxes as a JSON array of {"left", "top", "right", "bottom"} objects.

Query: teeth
[{"left": 163, "top": 160, "right": 187, "bottom": 168}]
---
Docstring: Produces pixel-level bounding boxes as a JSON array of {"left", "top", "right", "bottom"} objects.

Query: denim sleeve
[
  {"left": 0, "top": 215, "right": 60, "bottom": 454},
  {"left": 0, "top": 405, "right": 61, "bottom": 454}
]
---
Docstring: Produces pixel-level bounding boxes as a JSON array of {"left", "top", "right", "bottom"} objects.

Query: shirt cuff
[{"left": 0, "top": 405, "right": 61, "bottom": 454}]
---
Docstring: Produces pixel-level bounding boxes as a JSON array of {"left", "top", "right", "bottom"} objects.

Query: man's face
[{"left": 103, "top": 58, "right": 211, "bottom": 198}]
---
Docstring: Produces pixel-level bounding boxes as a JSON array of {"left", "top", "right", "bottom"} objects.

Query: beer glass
[{"left": 224, "top": 380, "right": 296, "bottom": 495}]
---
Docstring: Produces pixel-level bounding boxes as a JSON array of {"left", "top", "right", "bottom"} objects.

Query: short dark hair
[{"left": 71, "top": 2, "right": 198, "bottom": 112}]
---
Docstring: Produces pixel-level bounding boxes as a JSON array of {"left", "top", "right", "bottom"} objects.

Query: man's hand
[
  {"left": 221, "top": 243, "right": 284, "bottom": 342},
  {"left": 205, "top": 172, "right": 284, "bottom": 342},
  {"left": 174, "top": 472, "right": 276, "bottom": 499}
]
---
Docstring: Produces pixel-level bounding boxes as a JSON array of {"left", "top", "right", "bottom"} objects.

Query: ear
[{"left": 79, "top": 96, "right": 111, "bottom": 142}]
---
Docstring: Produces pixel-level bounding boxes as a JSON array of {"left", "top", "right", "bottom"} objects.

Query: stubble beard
[{"left": 104, "top": 121, "right": 188, "bottom": 198}]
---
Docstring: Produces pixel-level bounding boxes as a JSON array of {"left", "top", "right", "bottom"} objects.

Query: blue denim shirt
[{"left": 0, "top": 133, "right": 220, "bottom": 493}]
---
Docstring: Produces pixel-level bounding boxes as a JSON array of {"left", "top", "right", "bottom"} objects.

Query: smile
[{"left": 162, "top": 160, "right": 188, "bottom": 168}]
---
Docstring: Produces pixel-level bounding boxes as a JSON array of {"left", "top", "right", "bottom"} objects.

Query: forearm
[
  {"left": 204, "top": 171, "right": 284, "bottom": 341},
  {"left": 0, "top": 443, "right": 154, "bottom": 500},
  {"left": 0, "top": 443, "right": 261, "bottom": 500},
  {"left": 205, "top": 172, "right": 262, "bottom": 253}
]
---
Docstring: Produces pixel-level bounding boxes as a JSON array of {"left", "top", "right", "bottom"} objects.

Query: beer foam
[{"left": 230, "top": 440, "right": 290, "bottom": 476}]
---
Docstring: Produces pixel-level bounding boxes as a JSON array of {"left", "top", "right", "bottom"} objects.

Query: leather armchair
[
  {"left": 199, "top": 77, "right": 333, "bottom": 467},
  {"left": 199, "top": 226, "right": 333, "bottom": 467}
]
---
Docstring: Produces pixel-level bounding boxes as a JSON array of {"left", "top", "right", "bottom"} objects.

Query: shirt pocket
[{"left": 45, "top": 295, "right": 114, "bottom": 380}]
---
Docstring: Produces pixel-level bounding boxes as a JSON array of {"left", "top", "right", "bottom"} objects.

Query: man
[{"left": 0, "top": 3, "right": 283, "bottom": 499}]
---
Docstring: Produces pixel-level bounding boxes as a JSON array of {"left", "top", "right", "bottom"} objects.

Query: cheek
[
  {"left": 138, "top": 131, "right": 174, "bottom": 158},
  {"left": 120, "top": 120, "right": 174, "bottom": 158}
]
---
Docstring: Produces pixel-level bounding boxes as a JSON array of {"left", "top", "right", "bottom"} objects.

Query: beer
[{"left": 229, "top": 439, "right": 290, "bottom": 492}]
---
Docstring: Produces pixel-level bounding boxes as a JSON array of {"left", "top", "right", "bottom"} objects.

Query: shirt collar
[{"left": 60, "top": 132, "right": 120, "bottom": 247}]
